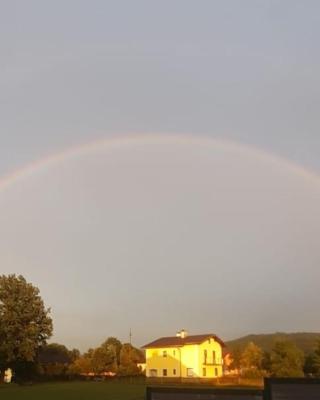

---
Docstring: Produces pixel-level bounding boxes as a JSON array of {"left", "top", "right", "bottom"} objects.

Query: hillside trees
[
  {"left": 226, "top": 332, "right": 320, "bottom": 354},
  {"left": 240, "top": 342, "right": 264, "bottom": 377},
  {"left": 304, "top": 339, "right": 320, "bottom": 376},
  {"left": 0, "top": 274, "right": 53, "bottom": 379},
  {"left": 227, "top": 342, "right": 265, "bottom": 377},
  {"left": 312, "top": 341, "right": 320, "bottom": 374},
  {"left": 228, "top": 346, "right": 242, "bottom": 372},
  {"left": 270, "top": 340, "right": 304, "bottom": 377},
  {"left": 227, "top": 339, "right": 308, "bottom": 378}
]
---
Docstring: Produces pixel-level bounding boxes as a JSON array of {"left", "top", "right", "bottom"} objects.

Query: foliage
[
  {"left": 68, "top": 339, "right": 118, "bottom": 375},
  {"left": 101, "top": 337, "right": 122, "bottom": 367},
  {"left": 313, "top": 340, "right": 320, "bottom": 374},
  {"left": 91, "top": 344, "right": 117, "bottom": 374},
  {"left": 227, "top": 332, "right": 320, "bottom": 354},
  {"left": 67, "top": 338, "right": 144, "bottom": 377},
  {"left": 228, "top": 346, "right": 242, "bottom": 371},
  {"left": 38, "top": 343, "right": 73, "bottom": 365},
  {"left": 68, "top": 355, "right": 92, "bottom": 375},
  {"left": 304, "top": 338, "right": 320, "bottom": 376},
  {"left": 304, "top": 353, "right": 317, "bottom": 376},
  {"left": 38, "top": 343, "right": 79, "bottom": 378},
  {"left": 240, "top": 342, "right": 263, "bottom": 369},
  {"left": 261, "top": 351, "right": 271, "bottom": 372},
  {"left": 270, "top": 340, "right": 304, "bottom": 377},
  {"left": 118, "top": 343, "right": 144, "bottom": 376},
  {"left": 0, "top": 274, "right": 53, "bottom": 377},
  {"left": 239, "top": 342, "right": 264, "bottom": 377}
]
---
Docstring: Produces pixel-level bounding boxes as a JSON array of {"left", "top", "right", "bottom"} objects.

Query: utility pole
[{"left": 129, "top": 328, "right": 132, "bottom": 345}]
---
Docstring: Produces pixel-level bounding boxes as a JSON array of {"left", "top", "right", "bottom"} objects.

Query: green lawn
[
  {"left": 0, "top": 381, "right": 146, "bottom": 400},
  {"left": 0, "top": 380, "right": 263, "bottom": 399}
]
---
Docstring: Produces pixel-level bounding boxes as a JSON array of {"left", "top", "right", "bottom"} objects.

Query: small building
[
  {"left": 142, "top": 330, "right": 225, "bottom": 379},
  {"left": 4, "top": 368, "right": 12, "bottom": 383}
]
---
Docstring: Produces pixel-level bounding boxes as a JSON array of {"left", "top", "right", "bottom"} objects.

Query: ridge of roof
[{"left": 142, "top": 333, "right": 225, "bottom": 349}]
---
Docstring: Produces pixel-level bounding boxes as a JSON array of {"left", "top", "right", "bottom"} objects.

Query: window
[
  {"left": 212, "top": 351, "right": 216, "bottom": 364},
  {"left": 163, "top": 350, "right": 167, "bottom": 357},
  {"left": 149, "top": 369, "right": 157, "bottom": 377},
  {"left": 173, "top": 369, "right": 176, "bottom": 375},
  {"left": 215, "top": 368, "right": 218, "bottom": 377},
  {"left": 187, "top": 368, "right": 194, "bottom": 377},
  {"left": 203, "top": 349, "right": 207, "bottom": 364},
  {"left": 173, "top": 350, "right": 176, "bottom": 356},
  {"left": 163, "top": 369, "right": 167, "bottom": 377},
  {"left": 203, "top": 368, "right": 206, "bottom": 377}
]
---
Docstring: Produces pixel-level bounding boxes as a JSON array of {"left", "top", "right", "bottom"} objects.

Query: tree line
[
  {"left": 0, "top": 275, "right": 143, "bottom": 381},
  {"left": 227, "top": 339, "right": 320, "bottom": 378},
  {"left": 38, "top": 338, "right": 144, "bottom": 379},
  {"left": 1, "top": 274, "right": 320, "bottom": 382}
]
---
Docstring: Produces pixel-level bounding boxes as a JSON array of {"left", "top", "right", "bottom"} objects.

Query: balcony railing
[{"left": 202, "top": 359, "right": 221, "bottom": 365}]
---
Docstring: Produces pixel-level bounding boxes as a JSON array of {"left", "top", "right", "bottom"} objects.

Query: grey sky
[{"left": 0, "top": 1, "right": 320, "bottom": 350}]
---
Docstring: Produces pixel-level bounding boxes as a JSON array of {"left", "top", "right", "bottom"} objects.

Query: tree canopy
[
  {"left": 270, "top": 340, "right": 304, "bottom": 377},
  {"left": 239, "top": 341, "right": 264, "bottom": 377},
  {"left": 67, "top": 338, "right": 144, "bottom": 377},
  {"left": 304, "top": 339, "right": 320, "bottom": 376},
  {"left": 0, "top": 274, "right": 53, "bottom": 373}
]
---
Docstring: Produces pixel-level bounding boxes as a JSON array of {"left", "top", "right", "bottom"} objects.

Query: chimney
[{"left": 176, "top": 329, "right": 188, "bottom": 338}]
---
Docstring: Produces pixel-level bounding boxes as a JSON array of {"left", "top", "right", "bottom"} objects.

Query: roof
[{"left": 142, "top": 334, "right": 225, "bottom": 349}]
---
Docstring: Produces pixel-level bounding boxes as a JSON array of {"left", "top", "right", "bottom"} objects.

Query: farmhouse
[{"left": 142, "top": 330, "right": 225, "bottom": 379}]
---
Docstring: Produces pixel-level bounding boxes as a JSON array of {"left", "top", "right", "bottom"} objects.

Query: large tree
[
  {"left": 118, "top": 343, "right": 144, "bottom": 376},
  {"left": 241, "top": 342, "right": 263, "bottom": 369},
  {"left": 0, "top": 274, "right": 53, "bottom": 377},
  {"left": 229, "top": 346, "right": 242, "bottom": 372},
  {"left": 91, "top": 344, "right": 117, "bottom": 374},
  {"left": 304, "top": 339, "right": 320, "bottom": 376},
  {"left": 102, "top": 337, "right": 122, "bottom": 368},
  {"left": 270, "top": 340, "right": 304, "bottom": 377},
  {"left": 69, "top": 341, "right": 119, "bottom": 375},
  {"left": 38, "top": 343, "right": 72, "bottom": 365},
  {"left": 38, "top": 343, "right": 79, "bottom": 377},
  {"left": 240, "top": 341, "right": 264, "bottom": 377}
]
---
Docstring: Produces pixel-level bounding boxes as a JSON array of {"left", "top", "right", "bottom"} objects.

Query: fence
[
  {"left": 264, "top": 378, "right": 320, "bottom": 400},
  {"left": 147, "top": 378, "right": 320, "bottom": 400},
  {"left": 146, "top": 386, "right": 263, "bottom": 400}
]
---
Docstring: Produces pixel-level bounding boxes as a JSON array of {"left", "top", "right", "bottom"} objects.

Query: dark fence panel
[
  {"left": 147, "top": 379, "right": 320, "bottom": 400},
  {"left": 147, "top": 386, "right": 263, "bottom": 400},
  {"left": 264, "top": 378, "right": 320, "bottom": 400}
]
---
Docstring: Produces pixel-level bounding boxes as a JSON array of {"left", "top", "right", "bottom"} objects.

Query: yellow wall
[
  {"left": 146, "top": 347, "right": 180, "bottom": 377},
  {"left": 145, "top": 338, "right": 223, "bottom": 378},
  {"left": 198, "top": 338, "right": 223, "bottom": 378}
]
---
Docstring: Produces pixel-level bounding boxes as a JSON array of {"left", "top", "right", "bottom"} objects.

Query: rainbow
[{"left": 0, "top": 133, "right": 319, "bottom": 193}]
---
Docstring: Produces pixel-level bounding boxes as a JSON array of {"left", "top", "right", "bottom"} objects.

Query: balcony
[{"left": 202, "top": 359, "right": 221, "bottom": 366}]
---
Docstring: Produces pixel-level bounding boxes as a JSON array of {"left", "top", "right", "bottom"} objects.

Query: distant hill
[{"left": 226, "top": 332, "right": 320, "bottom": 354}]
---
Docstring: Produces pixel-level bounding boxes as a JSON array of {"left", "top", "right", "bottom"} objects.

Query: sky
[{"left": 0, "top": 1, "right": 320, "bottom": 351}]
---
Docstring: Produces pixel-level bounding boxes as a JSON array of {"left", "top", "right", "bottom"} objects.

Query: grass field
[
  {"left": 0, "top": 381, "right": 146, "bottom": 400},
  {"left": 0, "top": 379, "right": 263, "bottom": 399}
]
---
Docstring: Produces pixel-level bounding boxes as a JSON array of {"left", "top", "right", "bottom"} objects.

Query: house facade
[{"left": 142, "top": 330, "right": 225, "bottom": 379}]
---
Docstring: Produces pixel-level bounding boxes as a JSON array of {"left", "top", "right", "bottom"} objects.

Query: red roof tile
[{"left": 142, "top": 334, "right": 225, "bottom": 349}]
